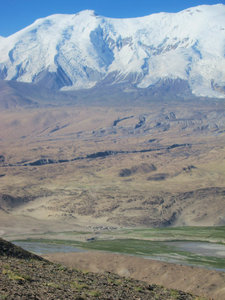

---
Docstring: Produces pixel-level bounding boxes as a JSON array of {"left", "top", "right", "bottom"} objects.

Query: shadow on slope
[{"left": 0, "top": 238, "right": 43, "bottom": 260}]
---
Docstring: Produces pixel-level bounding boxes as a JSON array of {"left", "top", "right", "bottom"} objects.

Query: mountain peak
[
  {"left": 75, "top": 9, "right": 97, "bottom": 17},
  {"left": 0, "top": 4, "right": 224, "bottom": 99}
]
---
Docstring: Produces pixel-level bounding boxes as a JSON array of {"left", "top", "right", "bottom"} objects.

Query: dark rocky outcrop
[
  {"left": 27, "top": 158, "right": 56, "bottom": 166},
  {"left": 119, "top": 163, "right": 157, "bottom": 177},
  {"left": 167, "top": 143, "right": 191, "bottom": 150},
  {"left": 86, "top": 150, "right": 116, "bottom": 159},
  {"left": 0, "top": 194, "right": 33, "bottom": 210},
  {"left": 147, "top": 173, "right": 169, "bottom": 181},
  {"left": 113, "top": 115, "right": 134, "bottom": 126},
  {"left": 183, "top": 165, "right": 197, "bottom": 172},
  {"left": 119, "top": 168, "right": 132, "bottom": 177},
  {"left": 0, "top": 155, "right": 5, "bottom": 162},
  {"left": 135, "top": 115, "right": 146, "bottom": 129}
]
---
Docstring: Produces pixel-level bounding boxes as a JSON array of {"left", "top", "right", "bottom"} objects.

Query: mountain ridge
[{"left": 0, "top": 4, "right": 225, "bottom": 99}]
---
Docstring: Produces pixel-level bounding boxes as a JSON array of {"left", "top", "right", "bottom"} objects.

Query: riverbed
[{"left": 13, "top": 239, "right": 225, "bottom": 272}]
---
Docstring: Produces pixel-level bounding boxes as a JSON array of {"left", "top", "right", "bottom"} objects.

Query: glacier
[{"left": 0, "top": 4, "right": 225, "bottom": 98}]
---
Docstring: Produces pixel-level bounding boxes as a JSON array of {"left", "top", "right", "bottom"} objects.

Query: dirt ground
[
  {"left": 44, "top": 251, "right": 225, "bottom": 300},
  {"left": 1, "top": 103, "right": 225, "bottom": 229}
]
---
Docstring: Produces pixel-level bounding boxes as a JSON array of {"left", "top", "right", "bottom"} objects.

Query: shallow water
[
  {"left": 166, "top": 241, "right": 225, "bottom": 258},
  {"left": 13, "top": 240, "right": 225, "bottom": 272},
  {"left": 14, "top": 241, "right": 86, "bottom": 255}
]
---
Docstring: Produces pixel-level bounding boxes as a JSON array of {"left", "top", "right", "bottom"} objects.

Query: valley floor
[
  {"left": 8, "top": 226, "right": 225, "bottom": 300},
  {"left": 0, "top": 238, "right": 198, "bottom": 300}
]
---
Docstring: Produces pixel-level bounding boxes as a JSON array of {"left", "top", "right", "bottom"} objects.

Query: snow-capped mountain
[{"left": 0, "top": 4, "right": 225, "bottom": 98}]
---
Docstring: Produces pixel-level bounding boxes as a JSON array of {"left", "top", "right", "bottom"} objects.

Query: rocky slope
[
  {"left": 44, "top": 251, "right": 225, "bottom": 300},
  {"left": 0, "top": 238, "right": 198, "bottom": 299}
]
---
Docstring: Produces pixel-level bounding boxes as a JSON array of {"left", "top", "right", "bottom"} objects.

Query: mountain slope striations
[{"left": 0, "top": 4, "right": 225, "bottom": 98}]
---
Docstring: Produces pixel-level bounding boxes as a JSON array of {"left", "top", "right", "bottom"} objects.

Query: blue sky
[{"left": 0, "top": 0, "right": 223, "bottom": 37}]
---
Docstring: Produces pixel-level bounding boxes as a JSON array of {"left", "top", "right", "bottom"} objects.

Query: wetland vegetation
[{"left": 14, "top": 226, "right": 225, "bottom": 272}]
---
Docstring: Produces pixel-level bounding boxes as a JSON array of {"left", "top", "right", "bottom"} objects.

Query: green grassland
[
  {"left": 14, "top": 226, "right": 225, "bottom": 271},
  {"left": 111, "top": 226, "right": 225, "bottom": 243}
]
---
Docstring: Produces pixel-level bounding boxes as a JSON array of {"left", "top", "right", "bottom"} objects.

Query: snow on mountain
[
  {"left": 0, "top": 5, "right": 225, "bottom": 98},
  {"left": 0, "top": 36, "right": 5, "bottom": 44}
]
